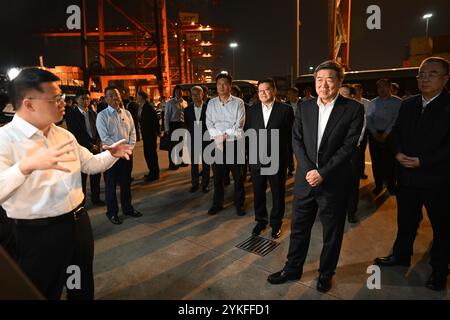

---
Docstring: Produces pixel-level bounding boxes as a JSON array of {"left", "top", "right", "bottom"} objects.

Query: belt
[{"left": 14, "top": 203, "right": 86, "bottom": 227}]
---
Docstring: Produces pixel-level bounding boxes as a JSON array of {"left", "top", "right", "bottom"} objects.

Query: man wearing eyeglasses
[
  {"left": 0, "top": 68, "right": 132, "bottom": 299},
  {"left": 374, "top": 57, "right": 450, "bottom": 291},
  {"left": 66, "top": 88, "right": 105, "bottom": 207}
]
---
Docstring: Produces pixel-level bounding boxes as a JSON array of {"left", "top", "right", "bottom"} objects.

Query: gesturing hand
[
  {"left": 102, "top": 139, "right": 133, "bottom": 160},
  {"left": 19, "top": 139, "right": 77, "bottom": 175}
]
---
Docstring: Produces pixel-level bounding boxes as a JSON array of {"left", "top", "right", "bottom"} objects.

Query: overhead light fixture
[{"left": 7, "top": 68, "right": 21, "bottom": 80}]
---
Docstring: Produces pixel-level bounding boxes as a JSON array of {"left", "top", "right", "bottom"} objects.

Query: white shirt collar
[
  {"left": 317, "top": 94, "right": 339, "bottom": 108},
  {"left": 78, "top": 106, "right": 88, "bottom": 114},
  {"left": 11, "top": 114, "right": 44, "bottom": 139},
  {"left": 219, "top": 95, "right": 233, "bottom": 105},
  {"left": 262, "top": 100, "right": 275, "bottom": 110},
  {"left": 422, "top": 92, "right": 441, "bottom": 107}
]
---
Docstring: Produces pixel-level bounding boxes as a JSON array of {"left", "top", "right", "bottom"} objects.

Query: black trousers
[
  {"left": 285, "top": 190, "right": 347, "bottom": 277},
  {"left": 13, "top": 208, "right": 94, "bottom": 300},
  {"left": 358, "top": 131, "right": 368, "bottom": 176},
  {"left": 287, "top": 142, "right": 295, "bottom": 173},
  {"left": 347, "top": 148, "right": 361, "bottom": 215},
  {"left": 393, "top": 185, "right": 450, "bottom": 273},
  {"left": 368, "top": 134, "right": 396, "bottom": 190},
  {"left": 143, "top": 136, "right": 160, "bottom": 178},
  {"left": 168, "top": 121, "right": 183, "bottom": 168},
  {"left": 190, "top": 142, "right": 210, "bottom": 187},
  {"left": 0, "top": 206, "right": 15, "bottom": 258},
  {"left": 251, "top": 167, "right": 287, "bottom": 228},
  {"left": 104, "top": 158, "right": 133, "bottom": 217},
  {"left": 81, "top": 173, "right": 101, "bottom": 202},
  {"left": 212, "top": 141, "right": 245, "bottom": 208}
]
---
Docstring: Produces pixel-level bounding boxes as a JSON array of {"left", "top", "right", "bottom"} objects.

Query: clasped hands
[
  {"left": 395, "top": 153, "right": 420, "bottom": 168},
  {"left": 306, "top": 169, "right": 323, "bottom": 187}
]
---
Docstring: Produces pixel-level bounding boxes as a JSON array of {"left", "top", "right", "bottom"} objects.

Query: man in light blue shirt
[
  {"left": 96, "top": 86, "right": 141, "bottom": 225},
  {"left": 366, "top": 78, "right": 402, "bottom": 195}
]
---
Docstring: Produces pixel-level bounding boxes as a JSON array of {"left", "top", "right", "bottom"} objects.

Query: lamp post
[
  {"left": 422, "top": 13, "right": 433, "bottom": 38},
  {"left": 229, "top": 42, "right": 238, "bottom": 78}
]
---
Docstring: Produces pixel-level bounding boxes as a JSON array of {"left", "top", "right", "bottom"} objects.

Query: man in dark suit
[
  {"left": 127, "top": 96, "right": 141, "bottom": 141},
  {"left": 267, "top": 61, "right": 364, "bottom": 293},
  {"left": 247, "top": 78, "right": 294, "bottom": 239},
  {"left": 137, "top": 91, "right": 160, "bottom": 182},
  {"left": 184, "top": 86, "right": 211, "bottom": 193},
  {"left": 374, "top": 57, "right": 450, "bottom": 291},
  {"left": 66, "top": 88, "right": 105, "bottom": 206}
]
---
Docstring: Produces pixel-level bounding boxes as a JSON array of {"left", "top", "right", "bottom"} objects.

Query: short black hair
[
  {"left": 137, "top": 91, "right": 148, "bottom": 100},
  {"left": 104, "top": 86, "right": 119, "bottom": 95},
  {"left": 376, "top": 78, "right": 392, "bottom": 87},
  {"left": 9, "top": 67, "right": 60, "bottom": 110},
  {"left": 75, "top": 88, "right": 90, "bottom": 98},
  {"left": 421, "top": 56, "right": 450, "bottom": 75},
  {"left": 172, "top": 85, "right": 183, "bottom": 97},
  {"left": 215, "top": 73, "right": 232, "bottom": 84},
  {"left": 314, "top": 60, "right": 345, "bottom": 81},
  {"left": 257, "top": 78, "right": 277, "bottom": 90}
]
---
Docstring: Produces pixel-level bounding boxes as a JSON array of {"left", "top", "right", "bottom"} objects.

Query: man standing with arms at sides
[
  {"left": 267, "top": 61, "right": 364, "bottom": 293},
  {"left": 96, "top": 86, "right": 142, "bottom": 225},
  {"left": 137, "top": 91, "right": 160, "bottom": 182},
  {"left": 206, "top": 73, "right": 246, "bottom": 216},
  {"left": 366, "top": 79, "right": 402, "bottom": 195},
  {"left": 353, "top": 84, "right": 370, "bottom": 179},
  {"left": 184, "top": 86, "right": 211, "bottom": 193},
  {"left": 374, "top": 57, "right": 450, "bottom": 291},
  {"left": 66, "top": 88, "right": 105, "bottom": 206},
  {"left": 247, "top": 78, "right": 294, "bottom": 239},
  {"left": 0, "top": 68, "right": 132, "bottom": 299},
  {"left": 164, "top": 85, "right": 188, "bottom": 170}
]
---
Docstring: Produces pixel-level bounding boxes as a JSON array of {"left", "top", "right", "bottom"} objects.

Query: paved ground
[{"left": 85, "top": 141, "right": 449, "bottom": 300}]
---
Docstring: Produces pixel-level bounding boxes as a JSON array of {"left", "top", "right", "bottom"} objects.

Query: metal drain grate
[{"left": 236, "top": 236, "right": 280, "bottom": 256}]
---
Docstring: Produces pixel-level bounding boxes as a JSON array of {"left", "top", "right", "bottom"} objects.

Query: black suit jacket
[
  {"left": 246, "top": 101, "right": 294, "bottom": 173},
  {"left": 391, "top": 91, "right": 450, "bottom": 188},
  {"left": 66, "top": 106, "right": 101, "bottom": 153},
  {"left": 140, "top": 101, "right": 160, "bottom": 139},
  {"left": 184, "top": 102, "right": 210, "bottom": 144},
  {"left": 293, "top": 95, "right": 364, "bottom": 198}
]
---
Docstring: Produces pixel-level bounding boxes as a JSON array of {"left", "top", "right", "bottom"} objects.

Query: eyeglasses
[
  {"left": 27, "top": 94, "right": 66, "bottom": 104},
  {"left": 258, "top": 89, "right": 272, "bottom": 94},
  {"left": 416, "top": 72, "right": 447, "bottom": 80}
]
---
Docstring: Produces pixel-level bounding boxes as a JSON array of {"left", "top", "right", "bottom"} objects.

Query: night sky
[{"left": 0, "top": 0, "right": 449, "bottom": 79}]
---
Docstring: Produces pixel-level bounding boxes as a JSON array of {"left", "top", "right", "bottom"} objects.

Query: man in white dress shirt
[
  {"left": 0, "top": 68, "right": 132, "bottom": 299},
  {"left": 206, "top": 73, "right": 246, "bottom": 216}
]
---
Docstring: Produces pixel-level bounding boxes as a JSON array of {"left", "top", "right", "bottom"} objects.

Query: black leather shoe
[
  {"left": 347, "top": 212, "right": 359, "bottom": 223},
  {"left": 189, "top": 185, "right": 199, "bottom": 193},
  {"left": 360, "top": 174, "right": 368, "bottom": 180},
  {"left": 202, "top": 186, "right": 210, "bottom": 193},
  {"left": 252, "top": 222, "right": 267, "bottom": 236},
  {"left": 107, "top": 215, "right": 123, "bottom": 225},
  {"left": 208, "top": 206, "right": 223, "bottom": 215},
  {"left": 169, "top": 165, "right": 179, "bottom": 170},
  {"left": 426, "top": 271, "right": 447, "bottom": 291},
  {"left": 92, "top": 199, "right": 106, "bottom": 206},
  {"left": 317, "top": 274, "right": 332, "bottom": 293},
  {"left": 271, "top": 227, "right": 282, "bottom": 239},
  {"left": 124, "top": 209, "right": 143, "bottom": 217},
  {"left": 374, "top": 254, "right": 411, "bottom": 267},
  {"left": 267, "top": 270, "right": 301, "bottom": 285},
  {"left": 145, "top": 176, "right": 159, "bottom": 182},
  {"left": 236, "top": 207, "right": 246, "bottom": 216}
]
